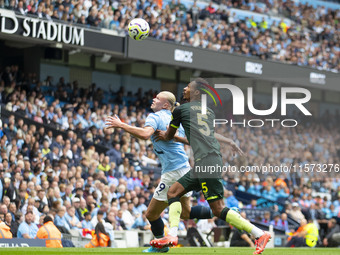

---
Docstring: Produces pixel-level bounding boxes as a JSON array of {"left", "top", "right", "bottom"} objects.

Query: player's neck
[{"left": 160, "top": 108, "right": 171, "bottom": 111}]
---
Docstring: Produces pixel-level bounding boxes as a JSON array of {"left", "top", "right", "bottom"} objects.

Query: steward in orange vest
[
  {"left": 36, "top": 216, "right": 63, "bottom": 248},
  {"left": 0, "top": 221, "right": 12, "bottom": 238},
  {"left": 85, "top": 222, "right": 110, "bottom": 248}
]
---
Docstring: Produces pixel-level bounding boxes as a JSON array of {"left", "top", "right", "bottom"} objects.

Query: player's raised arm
[
  {"left": 105, "top": 114, "right": 154, "bottom": 140},
  {"left": 214, "top": 133, "right": 245, "bottom": 157}
]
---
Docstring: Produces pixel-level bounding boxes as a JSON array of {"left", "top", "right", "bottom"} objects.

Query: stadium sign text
[
  {"left": 0, "top": 238, "right": 45, "bottom": 247},
  {"left": 310, "top": 72, "right": 326, "bottom": 85},
  {"left": 245, "top": 61, "right": 263, "bottom": 75},
  {"left": 0, "top": 10, "right": 84, "bottom": 46},
  {"left": 174, "top": 49, "right": 193, "bottom": 63},
  {"left": 0, "top": 243, "right": 30, "bottom": 247}
]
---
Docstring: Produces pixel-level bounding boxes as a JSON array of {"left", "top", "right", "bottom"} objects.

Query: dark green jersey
[{"left": 170, "top": 101, "right": 221, "bottom": 161}]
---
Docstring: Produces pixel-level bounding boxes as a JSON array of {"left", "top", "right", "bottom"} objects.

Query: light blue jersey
[{"left": 145, "top": 109, "right": 189, "bottom": 174}]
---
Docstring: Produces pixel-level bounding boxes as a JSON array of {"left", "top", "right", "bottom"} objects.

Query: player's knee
[{"left": 167, "top": 187, "right": 178, "bottom": 199}]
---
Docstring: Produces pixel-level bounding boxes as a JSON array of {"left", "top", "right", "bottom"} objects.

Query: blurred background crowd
[
  {"left": 0, "top": 0, "right": 339, "bottom": 72},
  {"left": 0, "top": 64, "right": 339, "bottom": 246}
]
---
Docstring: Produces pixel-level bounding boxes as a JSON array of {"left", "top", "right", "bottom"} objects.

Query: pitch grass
[{"left": 1, "top": 247, "right": 339, "bottom": 255}]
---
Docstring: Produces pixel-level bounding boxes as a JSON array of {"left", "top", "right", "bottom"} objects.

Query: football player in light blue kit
[{"left": 106, "top": 91, "right": 213, "bottom": 252}]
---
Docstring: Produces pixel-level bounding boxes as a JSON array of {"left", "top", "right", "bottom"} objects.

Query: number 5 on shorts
[{"left": 201, "top": 182, "right": 208, "bottom": 194}]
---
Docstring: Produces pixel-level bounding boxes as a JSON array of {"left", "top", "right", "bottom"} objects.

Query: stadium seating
[
  {"left": 0, "top": 0, "right": 340, "bottom": 248},
  {"left": 1, "top": 63, "right": 339, "bottom": 247},
  {"left": 0, "top": 0, "right": 339, "bottom": 72}
]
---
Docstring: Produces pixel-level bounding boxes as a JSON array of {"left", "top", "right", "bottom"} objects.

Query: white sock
[
  {"left": 251, "top": 227, "right": 264, "bottom": 239},
  {"left": 168, "top": 227, "right": 178, "bottom": 237}
]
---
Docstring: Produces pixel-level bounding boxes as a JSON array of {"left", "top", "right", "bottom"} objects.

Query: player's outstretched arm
[
  {"left": 214, "top": 133, "right": 245, "bottom": 157},
  {"left": 154, "top": 126, "right": 177, "bottom": 142},
  {"left": 105, "top": 115, "right": 154, "bottom": 140}
]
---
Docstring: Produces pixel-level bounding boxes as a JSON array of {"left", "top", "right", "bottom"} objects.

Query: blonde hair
[{"left": 159, "top": 91, "right": 180, "bottom": 111}]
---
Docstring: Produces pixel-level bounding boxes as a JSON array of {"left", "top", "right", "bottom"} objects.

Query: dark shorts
[{"left": 177, "top": 153, "right": 224, "bottom": 203}]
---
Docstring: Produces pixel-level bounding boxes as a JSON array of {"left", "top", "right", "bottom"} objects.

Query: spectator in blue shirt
[
  {"left": 247, "top": 183, "right": 258, "bottom": 195},
  {"left": 273, "top": 186, "right": 287, "bottom": 200},
  {"left": 280, "top": 213, "right": 290, "bottom": 233},
  {"left": 224, "top": 190, "right": 239, "bottom": 208},
  {"left": 322, "top": 205, "right": 332, "bottom": 219},
  {"left": 136, "top": 197, "right": 148, "bottom": 215},
  {"left": 269, "top": 213, "right": 282, "bottom": 228},
  {"left": 131, "top": 210, "right": 150, "bottom": 230},
  {"left": 254, "top": 180, "right": 263, "bottom": 193},
  {"left": 17, "top": 211, "right": 38, "bottom": 238},
  {"left": 238, "top": 184, "right": 246, "bottom": 192},
  {"left": 329, "top": 204, "right": 338, "bottom": 218},
  {"left": 261, "top": 211, "right": 271, "bottom": 225},
  {"left": 109, "top": 15, "right": 120, "bottom": 29},
  {"left": 333, "top": 196, "right": 340, "bottom": 211},
  {"left": 54, "top": 206, "right": 71, "bottom": 231},
  {"left": 262, "top": 185, "right": 276, "bottom": 201},
  {"left": 245, "top": 199, "right": 257, "bottom": 209},
  {"left": 128, "top": 202, "right": 139, "bottom": 217},
  {"left": 65, "top": 206, "right": 82, "bottom": 230},
  {"left": 81, "top": 212, "right": 93, "bottom": 230},
  {"left": 0, "top": 169, "right": 3, "bottom": 202},
  {"left": 50, "top": 135, "right": 63, "bottom": 152},
  {"left": 0, "top": 120, "right": 3, "bottom": 138}
]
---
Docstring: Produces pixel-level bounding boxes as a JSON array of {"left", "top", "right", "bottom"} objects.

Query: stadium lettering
[
  {"left": 22, "top": 18, "right": 84, "bottom": 46},
  {"left": 0, "top": 10, "right": 84, "bottom": 46},
  {"left": 310, "top": 72, "right": 326, "bottom": 85},
  {"left": 245, "top": 61, "right": 263, "bottom": 75},
  {"left": 0, "top": 243, "right": 29, "bottom": 247},
  {"left": 174, "top": 49, "right": 193, "bottom": 63},
  {"left": 0, "top": 9, "right": 19, "bottom": 34}
]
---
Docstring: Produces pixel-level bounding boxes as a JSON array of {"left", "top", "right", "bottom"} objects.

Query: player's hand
[
  {"left": 154, "top": 130, "right": 167, "bottom": 141},
  {"left": 105, "top": 114, "right": 122, "bottom": 129},
  {"left": 230, "top": 141, "right": 246, "bottom": 158}
]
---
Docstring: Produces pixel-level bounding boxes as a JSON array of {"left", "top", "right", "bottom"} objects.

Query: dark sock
[
  {"left": 189, "top": 206, "right": 213, "bottom": 219},
  {"left": 150, "top": 217, "right": 164, "bottom": 238},
  {"left": 168, "top": 197, "right": 180, "bottom": 205}
]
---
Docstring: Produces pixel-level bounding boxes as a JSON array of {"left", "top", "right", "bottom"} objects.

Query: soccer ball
[{"left": 128, "top": 18, "right": 150, "bottom": 41}]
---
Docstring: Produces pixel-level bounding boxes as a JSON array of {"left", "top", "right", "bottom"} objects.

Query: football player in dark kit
[{"left": 151, "top": 78, "right": 271, "bottom": 254}]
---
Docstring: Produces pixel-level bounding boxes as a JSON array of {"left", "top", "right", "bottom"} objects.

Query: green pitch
[{"left": 1, "top": 247, "right": 339, "bottom": 255}]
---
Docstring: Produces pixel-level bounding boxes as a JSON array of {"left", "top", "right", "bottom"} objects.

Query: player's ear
[{"left": 163, "top": 102, "right": 169, "bottom": 109}]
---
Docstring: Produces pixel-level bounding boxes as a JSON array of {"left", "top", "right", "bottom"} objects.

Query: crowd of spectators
[
  {"left": 1, "top": 0, "right": 339, "bottom": 72},
  {"left": 0, "top": 65, "right": 185, "bottom": 240},
  {"left": 0, "top": 65, "right": 339, "bottom": 246},
  {"left": 217, "top": 100, "right": 340, "bottom": 241},
  {"left": 150, "top": 0, "right": 340, "bottom": 72}
]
